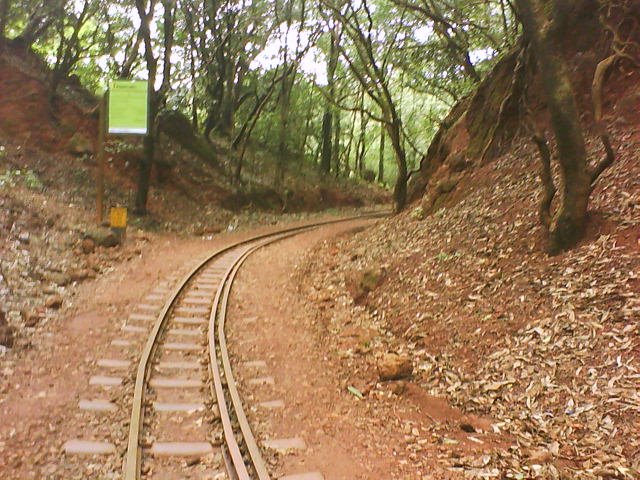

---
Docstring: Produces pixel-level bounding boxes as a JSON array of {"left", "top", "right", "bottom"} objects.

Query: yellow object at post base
[{"left": 109, "top": 207, "right": 127, "bottom": 229}]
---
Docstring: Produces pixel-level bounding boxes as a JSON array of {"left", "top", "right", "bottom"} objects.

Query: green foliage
[
  {"left": 0, "top": 0, "right": 517, "bottom": 191},
  {"left": 0, "top": 168, "right": 44, "bottom": 191},
  {"left": 435, "top": 251, "right": 460, "bottom": 262}
]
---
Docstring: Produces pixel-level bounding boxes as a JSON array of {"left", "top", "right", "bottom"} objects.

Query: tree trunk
[
  {"left": 320, "top": 111, "right": 333, "bottom": 174},
  {"left": 332, "top": 110, "right": 341, "bottom": 176},
  {"left": 135, "top": 127, "right": 155, "bottom": 214},
  {"left": 387, "top": 119, "right": 407, "bottom": 212},
  {"left": 320, "top": 33, "right": 338, "bottom": 174},
  {"left": 134, "top": 88, "right": 157, "bottom": 214},
  {"left": 276, "top": 71, "right": 293, "bottom": 187},
  {"left": 219, "top": 61, "right": 236, "bottom": 136},
  {"left": 378, "top": 122, "right": 385, "bottom": 183},
  {"left": 344, "top": 108, "right": 357, "bottom": 176},
  {"left": 517, "top": 0, "right": 591, "bottom": 252},
  {"left": 0, "top": 0, "right": 9, "bottom": 45}
]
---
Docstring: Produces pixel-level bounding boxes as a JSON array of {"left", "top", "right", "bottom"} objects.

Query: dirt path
[
  {"left": 226, "top": 219, "right": 488, "bottom": 479},
  {"left": 0, "top": 219, "right": 370, "bottom": 479},
  {"left": 3, "top": 216, "right": 426, "bottom": 480},
  {"left": 228, "top": 219, "right": 402, "bottom": 479}
]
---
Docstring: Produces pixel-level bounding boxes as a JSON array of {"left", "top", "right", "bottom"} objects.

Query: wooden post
[{"left": 96, "top": 93, "right": 106, "bottom": 224}]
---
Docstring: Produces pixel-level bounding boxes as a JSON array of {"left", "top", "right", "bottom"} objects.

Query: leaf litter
[{"left": 297, "top": 137, "right": 640, "bottom": 478}]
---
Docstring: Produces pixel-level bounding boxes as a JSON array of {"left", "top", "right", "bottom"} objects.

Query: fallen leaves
[{"left": 296, "top": 131, "right": 640, "bottom": 478}]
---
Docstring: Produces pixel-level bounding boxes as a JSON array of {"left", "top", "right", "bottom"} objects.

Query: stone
[
  {"left": 153, "top": 402, "right": 204, "bottom": 412},
  {"left": 84, "top": 228, "right": 120, "bottom": 248},
  {"left": 377, "top": 353, "right": 413, "bottom": 381},
  {"left": 248, "top": 376, "right": 275, "bottom": 386},
  {"left": 349, "top": 268, "right": 384, "bottom": 303},
  {"left": 164, "top": 342, "right": 200, "bottom": 351},
  {"left": 150, "top": 442, "right": 213, "bottom": 457},
  {"left": 89, "top": 376, "right": 122, "bottom": 386},
  {"left": 280, "top": 473, "right": 324, "bottom": 480},
  {"left": 460, "top": 422, "right": 476, "bottom": 433},
  {"left": 22, "top": 310, "right": 41, "bottom": 328},
  {"left": 67, "top": 132, "right": 94, "bottom": 156},
  {"left": 259, "top": 400, "right": 285, "bottom": 409},
  {"left": 63, "top": 440, "right": 115, "bottom": 455},
  {"left": 70, "top": 269, "right": 92, "bottom": 282},
  {"left": 79, "top": 400, "right": 117, "bottom": 412},
  {"left": 263, "top": 438, "right": 306, "bottom": 452},
  {"left": 48, "top": 272, "right": 71, "bottom": 287},
  {"left": 390, "top": 380, "right": 407, "bottom": 395},
  {"left": 157, "top": 361, "right": 200, "bottom": 370},
  {"left": 149, "top": 377, "right": 202, "bottom": 388},
  {"left": 45, "top": 295, "right": 63, "bottom": 310},
  {"left": 80, "top": 238, "right": 95, "bottom": 254}
]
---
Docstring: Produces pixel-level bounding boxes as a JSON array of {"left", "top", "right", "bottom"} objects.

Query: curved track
[{"left": 122, "top": 214, "right": 385, "bottom": 480}]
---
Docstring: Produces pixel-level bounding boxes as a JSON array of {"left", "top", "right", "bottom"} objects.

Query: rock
[
  {"left": 70, "top": 268, "right": 92, "bottom": 282},
  {"left": 67, "top": 132, "right": 94, "bottom": 156},
  {"left": 460, "top": 422, "right": 476, "bottom": 433},
  {"left": 410, "top": 206, "right": 425, "bottom": 221},
  {"left": 378, "top": 353, "right": 413, "bottom": 381},
  {"left": 22, "top": 310, "right": 41, "bottom": 327},
  {"left": 45, "top": 295, "right": 63, "bottom": 310},
  {"left": 48, "top": 272, "right": 71, "bottom": 287},
  {"left": 349, "top": 267, "right": 384, "bottom": 303},
  {"left": 84, "top": 228, "right": 120, "bottom": 248},
  {"left": 202, "top": 225, "right": 223, "bottom": 235},
  {"left": 0, "top": 310, "right": 14, "bottom": 348},
  {"left": 390, "top": 380, "right": 407, "bottom": 395},
  {"left": 80, "top": 238, "right": 95, "bottom": 254}
]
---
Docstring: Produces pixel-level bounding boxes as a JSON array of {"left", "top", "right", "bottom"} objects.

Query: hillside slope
[
  {"left": 296, "top": 3, "right": 640, "bottom": 478},
  {"left": 0, "top": 44, "right": 388, "bottom": 230},
  {"left": 0, "top": 44, "right": 388, "bottom": 356}
]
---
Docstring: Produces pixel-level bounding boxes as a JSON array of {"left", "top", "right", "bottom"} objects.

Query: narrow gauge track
[{"left": 123, "top": 214, "right": 385, "bottom": 480}]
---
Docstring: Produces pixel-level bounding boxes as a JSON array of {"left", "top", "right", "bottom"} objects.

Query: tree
[
  {"left": 0, "top": 0, "right": 10, "bottom": 44},
  {"left": 321, "top": 0, "right": 410, "bottom": 211},
  {"left": 378, "top": 120, "right": 385, "bottom": 183},
  {"left": 516, "top": 0, "right": 618, "bottom": 252},
  {"left": 320, "top": 28, "right": 339, "bottom": 175},
  {"left": 11, "top": 0, "right": 60, "bottom": 49},
  {"left": 133, "top": 0, "right": 175, "bottom": 215},
  {"left": 48, "top": 0, "right": 100, "bottom": 106}
]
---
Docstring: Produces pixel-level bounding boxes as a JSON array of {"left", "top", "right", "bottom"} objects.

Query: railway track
[{"left": 64, "top": 213, "right": 384, "bottom": 479}]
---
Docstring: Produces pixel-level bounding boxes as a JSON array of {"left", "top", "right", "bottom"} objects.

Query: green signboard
[{"left": 108, "top": 80, "right": 148, "bottom": 135}]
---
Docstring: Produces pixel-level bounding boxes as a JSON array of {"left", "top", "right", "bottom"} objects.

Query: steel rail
[
  {"left": 210, "top": 230, "right": 310, "bottom": 480},
  {"left": 123, "top": 212, "right": 387, "bottom": 480}
]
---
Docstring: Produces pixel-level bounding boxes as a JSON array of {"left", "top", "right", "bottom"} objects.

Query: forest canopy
[
  {"left": 2, "top": 0, "right": 631, "bottom": 252},
  {"left": 0, "top": 0, "right": 515, "bottom": 207}
]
